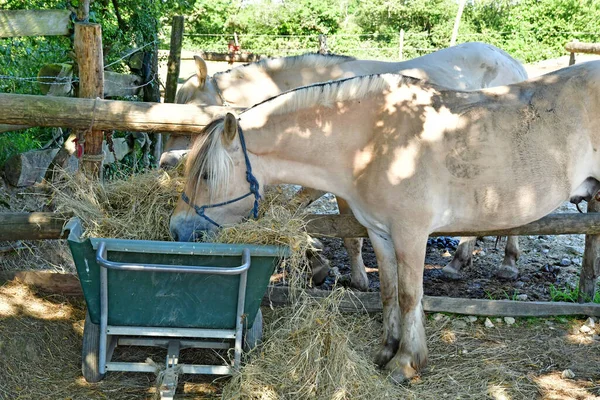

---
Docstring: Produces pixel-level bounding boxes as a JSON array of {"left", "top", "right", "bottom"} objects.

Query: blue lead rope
[{"left": 181, "top": 125, "right": 261, "bottom": 228}]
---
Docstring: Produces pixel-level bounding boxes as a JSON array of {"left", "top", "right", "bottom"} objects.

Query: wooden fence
[{"left": 565, "top": 40, "right": 600, "bottom": 65}]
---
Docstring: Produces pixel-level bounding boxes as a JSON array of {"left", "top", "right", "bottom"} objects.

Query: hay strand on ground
[{"left": 222, "top": 288, "right": 403, "bottom": 399}]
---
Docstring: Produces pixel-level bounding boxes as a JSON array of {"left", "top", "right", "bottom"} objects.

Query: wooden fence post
[
  {"left": 318, "top": 34, "right": 328, "bottom": 55},
  {"left": 450, "top": 0, "right": 466, "bottom": 47},
  {"left": 74, "top": 22, "right": 104, "bottom": 178},
  {"left": 398, "top": 29, "right": 405, "bottom": 60},
  {"left": 165, "top": 16, "right": 184, "bottom": 105},
  {"left": 580, "top": 195, "right": 600, "bottom": 302}
]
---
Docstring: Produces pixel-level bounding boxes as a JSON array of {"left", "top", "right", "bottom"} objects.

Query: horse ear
[
  {"left": 194, "top": 55, "right": 208, "bottom": 87},
  {"left": 222, "top": 113, "right": 238, "bottom": 145}
]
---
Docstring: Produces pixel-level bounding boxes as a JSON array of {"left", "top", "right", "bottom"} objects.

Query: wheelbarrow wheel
[
  {"left": 81, "top": 311, "right": 105, "bottom": 383},
  {"left": 243, "top": 308, "right": 263, "bottom": 352}
]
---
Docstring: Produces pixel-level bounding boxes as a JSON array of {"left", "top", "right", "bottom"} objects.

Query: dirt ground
[{"left": 0, "top": 280, "right": 599, "bottom": 400}]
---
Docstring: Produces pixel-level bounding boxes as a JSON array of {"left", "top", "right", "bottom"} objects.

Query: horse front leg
[
  {"left": 442, "top": 236, "right": 475, "bottom": 280},
  {"left": 385, "top": 228, "right": 429, "bottom": 383},
  {"left": 367, "top": 230, "right": 400, "bottom": 367},
  {"left": 495, "top": 236, "right": 520, "bottom": 280},
  {"left": 338, "top": 197, "right": 369, "bottom": 291}
]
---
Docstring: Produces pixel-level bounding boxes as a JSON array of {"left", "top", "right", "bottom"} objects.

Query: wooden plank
[
  {"left": 6, "top": 211, "right": 600, "bottom": 241},
  {"left": 198, "top": 51, "right": 264, "bottom": 63},
  {"left": 3, "top": 272, "right": 598, "bottom": 317},
  {"left": 264, "top": 286, "right": 600, "bottom": 317},
  {"left": 580, "top": 196, "right": 600, "bottom": 302},
  {"left": 306, "top": 212, "right": 600, "bottom": 238},
  {"left": 0, "top": 212, "right": 70, "bottom": 241},
  {"left": 74, "top": 22, "right": 104, "bottom": 178},
  {"left": 565, "top": 41, "right": 600, "bottom": 55},
  {"left": 0, "top": 124, "right": 29, "bottom": 133},
  {"left": 0, "top": 270, "right": 81, "bottom": 296},
  {"left": 0, "top": 10, "right": 71, "bottom": 38},
  {"left": 0, "top": 93, "right": 240, "bottom": 134}
]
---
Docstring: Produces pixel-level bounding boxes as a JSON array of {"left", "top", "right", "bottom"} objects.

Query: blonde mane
[
  {"left": 184, "top": 118, "right": 232, "bottom": 203},
  {"left": 185, "top": 73, "right": 425, "bottom": 201},
  {"left": 242, "top": 73, "right": 423, "bottom": 118},
  {"left": 215, "top": 53, "right": 356, "bottom": 81}
]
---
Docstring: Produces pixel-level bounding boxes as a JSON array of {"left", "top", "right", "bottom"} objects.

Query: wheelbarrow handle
[{"left": 96, "top": 242, "right": 251, "bottom": 275}]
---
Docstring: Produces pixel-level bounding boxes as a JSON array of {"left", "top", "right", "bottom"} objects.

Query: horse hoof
[
  {"left": 374, "top": 345, "right": 396, "bottom": 368},
  {"left": 441, "top": 265, "right": 461, "bottom": 280},
  {"left": 495, "top": 265, "right": 518, "bottom": 280},
  {"left": 351, "top": 276, "right": 369, "bottom": 291},
  {"left": 385, "top": 361, "right": 419, "bottom": 384}
]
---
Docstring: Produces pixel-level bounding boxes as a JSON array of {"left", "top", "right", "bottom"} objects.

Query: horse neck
[{"left": 243, "top": 105, "right": 366, "bottom": 197}]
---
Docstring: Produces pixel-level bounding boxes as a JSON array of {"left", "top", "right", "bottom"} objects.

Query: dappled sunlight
[
  {"left": 488, "top": 384, "right": 512, "bottom": 400},
  {"left": 0, "top": 281, "right": 73, "bottom": 321},
  {"left": 534, "top": 372, "right": 598, "bottom": 400},
  {"left": 387, "top": 141, "right": 420, "bottom": 184}
]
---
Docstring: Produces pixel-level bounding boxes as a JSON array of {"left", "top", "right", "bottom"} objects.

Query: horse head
[
  {"left": 159, "top": 55, "right": 225, "bottom": 169},
  {"left": 169, "top": 113, "right": 264, "bottom": 241}
]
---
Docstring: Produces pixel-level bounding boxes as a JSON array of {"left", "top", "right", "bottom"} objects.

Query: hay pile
[
  {"left": 53, "top": 172, "right": 315, "bottom": 282},
  {"left": 52, "top": 169, "right": 184, "bottom": 241},
  {"left": 222, "top": 288, "right": 403, "bottom": 399}
]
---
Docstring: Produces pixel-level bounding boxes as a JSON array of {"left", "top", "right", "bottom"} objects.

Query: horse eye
[{"left": 202, "top": 172, "right": 209, "bottom": 180}]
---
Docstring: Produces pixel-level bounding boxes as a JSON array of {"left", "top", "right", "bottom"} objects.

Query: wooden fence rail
[
  {"left": 4, "top": 211, "right": 600, "bottom": 241},
  {"left": 0, "top": 93, "right": 240, "bottom": 134},
  {"left": 565, "top": 40, "right": 600, "bottom": 65}
]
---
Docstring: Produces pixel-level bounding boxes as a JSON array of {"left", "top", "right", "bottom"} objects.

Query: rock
[
  {"left": 4, "top": 148, "right": 78, "bottom": 187},
  {"left": 461, "top": 349, "right": 468, "bottom": 354},
  {"left": 585, "top": 317, "right": 596, "bottom": 328},
  {"left": 565, "top": 246, "right": 584, "bottom": 255},
  {"left": 432, "top": 313, "right": 449, "bottom": 322},
  {"left": 579, "top": 325, "right": 592, "bottom": 334},
  {"left": 467, "top": 316, "right": 478, "bottom": 323},
  {"left": 504, "top": 317, "right": 516, "bottom": 325},
  {"left": 572, "top": 257, "right": 582, "bottom": 265},
  {"left": 495, "top": 318, "right": 502, "bottom": 323},
  {"left": 452, "top": 320, "right": 468, "bottom": 329},
  {"left": 516, "top": 294, "right": 528, "bottom": 301},
  {"left": 478, "top": 251, "right": 486, "bottom": 257},
  {"left": 593, "top": 335, "right": 600, "bottom": 341},
  {"left": 542, "top": 249, "right": 550, "bottom": 254},
  {"left": 484, "top": 318, "right": 494, "bottom": 328},
  {"left": 514, "top": 281, "right": 525, "bottom": 288},
  {"left": 559, "top": 258, "right": 571, "bottom": 266},
  {"left": 520, "top": 276, "right": 531, "bottom": 283},
  {"left": 561, "top": 369, "right": 575, "bottom": 379}
]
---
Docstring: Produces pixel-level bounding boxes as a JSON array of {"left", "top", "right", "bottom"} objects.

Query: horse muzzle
[{"left": 169, "top": 214, "right": 216, "bottom": 242}]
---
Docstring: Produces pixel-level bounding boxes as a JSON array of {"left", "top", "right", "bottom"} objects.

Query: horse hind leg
[
  {"left": 442, "top": 236, "right": 475, "bottom": 280},
  {"left": 337, "top": 197, "right": 369, "bottom": 291},
  {"left": 495, "top": 236, "right": 520, "bottom": 280}
]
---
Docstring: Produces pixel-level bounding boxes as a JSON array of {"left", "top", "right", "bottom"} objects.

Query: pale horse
[
  {"left": 169, "top": 62, "right": 600, "bottom": 381},
  {"left": 162, "top": 42, "right": 529, "bottom": 288}
]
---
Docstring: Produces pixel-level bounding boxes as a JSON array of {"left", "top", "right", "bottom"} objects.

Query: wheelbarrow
[{"left": 66, "top": 218, "right": 288, "bottom": 399}]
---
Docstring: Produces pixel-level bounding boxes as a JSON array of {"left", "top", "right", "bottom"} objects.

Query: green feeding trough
[{"left": 66, "top": 218, "right": 289, "bottom": 399}]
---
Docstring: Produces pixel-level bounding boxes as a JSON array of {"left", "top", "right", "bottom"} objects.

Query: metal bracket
[{"left": 160, "top": 341, "right": 181, "bottom": 400}]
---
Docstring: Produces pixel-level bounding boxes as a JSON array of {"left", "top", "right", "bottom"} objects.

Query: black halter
[{"left": 181, "top": 126, "right": 261, "bottom": 228}]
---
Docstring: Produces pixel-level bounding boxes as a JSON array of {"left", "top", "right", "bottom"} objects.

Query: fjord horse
[
  {"left": 170, "top": 62, "right": 600, "bottom": 381},
  {"left": 165, "top": 42, "right": 529, "bottom": 289}
]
